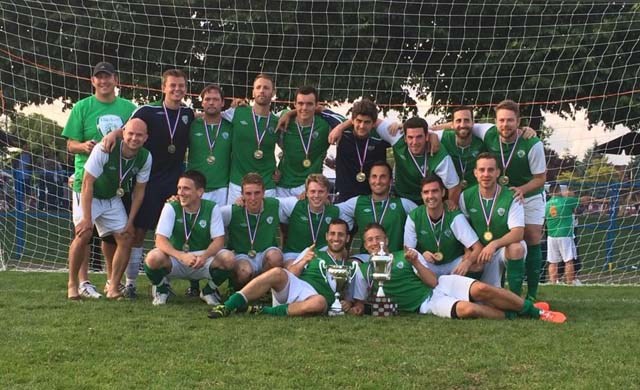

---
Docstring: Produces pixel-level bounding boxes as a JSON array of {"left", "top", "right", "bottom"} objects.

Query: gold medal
[
  {"left": 460, "top": 179, "right": 468, "bottom": 189},
  {"left": 116, "top": 187, "right": 125, "bottom": 197},
  {"left": 356, "top": 172, "right": 366, "bottom": 182},
  {"left": 302, "top": 158, "right": 312, "bottom": 168},
  {"left": 499, "top": 176, "right": 509, "bottom": 186},
  {"left": 483, "top": 231, "right": 493, "bottom": 242},
  {"left": 167, "top": 144, "right": 176, "bottom": 154},
  {"left": 253, "top": 150, "right": 264, "bottom": 160},
  {"left": 248, "top": 249, "right": 257, "bottom": 258},
  {"left": 433, "top": 252, "right": 444, "bottom": 262},
  {"left": 206, "top": 155, "right": 216, "bottom": 165},
  {"left": 182, "top": 243, "right": 190, "bottom": 252}
]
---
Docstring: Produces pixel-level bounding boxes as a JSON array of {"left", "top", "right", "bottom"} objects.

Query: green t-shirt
[
  {"left": 360, "top": 251, "right": 432, "bottom": 313},
  {"left": 227, "top": 197, "right": 280, "bottom": 253},
  {"left": 392, "top": 138, "right": 450, "bottom": 204},
  {"left": 168, "top": 199, "right": 217, "bottom": 251},
  {"left": 546, "top": 196, "right": 578, "bottom": 237},
  {"left": 187, "top": 117, "right": 233, "bottom": 191},
  {"left": 227, "top": 106, "right": 279, "bottom": 189},
  {"left": 61, "top": 95, "right": 136, "bottom": 192},
  {"left": 89, "top": 139, "right": 150, "bottom": 199},
  {"left": 481, "top": 126, "right": 544, "bottom": 197},
  {"left": 299, "top": 251, "right": 354, "bottom": 308},
  {"left": 440, "top": 130, "right": 486, "bottom": 187},
  {"left": 278, "top": 115, "right": 331, "bottom": 188},
  {"left": 282, "top": 199, "right": 340, "bottom": 253},
  {"left": 407, "top": 206, "right": 466, "bottom": 265},
  {"left": 461, "top": 184, "right": 517, "bottom": 245}
]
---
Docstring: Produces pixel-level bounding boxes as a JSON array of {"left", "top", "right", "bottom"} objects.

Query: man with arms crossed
[
  {"left": 208, "top": 219, "right": 356, "bottom": 318},
  {"left": 67, "top": 119, "right": 151, "bottom": 299},
  {"left": 143, "top": 170, "right": 232, "bottom": 306}
]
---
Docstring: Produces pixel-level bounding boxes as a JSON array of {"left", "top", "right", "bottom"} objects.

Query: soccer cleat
[
  {"left": 244, "top": 305, "right": 264, "bottom": 315},
  {"left": 207, "top": 305, "right": 231, "bottom": 319},
  {"left": 533, "top": 301, "right": 550, "bottom": 311},
  {"left": 539, "top": 309, "right": 567, "bottom": 324},
  {"left": 185, "top": 287, "right": 200, "bottom": 297},
  {"left": 123, "top": 284, "right": 138, "bottom": 299},
  {"left": 79, "top": 282, "right": 103, "bottom": 299},
  {"left": 103, "top": 282, "right": 126, "bottom": 294},
  {"left": 200, "top": 290, "right": 222, "bottom": 306},
  {"left": 151, "top": 285, "right": 169, "bottom": 306}
]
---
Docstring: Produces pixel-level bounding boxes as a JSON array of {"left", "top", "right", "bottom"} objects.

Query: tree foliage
[{"left": 0, "top": 0, "right": 638, "bottom": 128}]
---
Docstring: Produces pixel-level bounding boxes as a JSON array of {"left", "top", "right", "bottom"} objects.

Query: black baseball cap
[{"left": 92, "top": 61, "right": 116, "bottom": 76}]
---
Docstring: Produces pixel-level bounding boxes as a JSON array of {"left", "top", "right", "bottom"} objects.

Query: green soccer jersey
[
  {"left": 480, "top": 126, "right": 545, "bottom": 197},
  {"left": 407, "top": 206, "right": 466, "bottom": 265},
  {"left": 187, "top": 117, "right": 233, "bottom": 191},
  {"left": 168, "top": 199, "right": 217, "bottom": 251},
  {"left": 89, "top": 139, "right": 151, "bottom": 199},
  {"left": 392, "top": 139, "right": 451, "bottom": 204},
  {"left": 227, "top": 197, "right": 280, "bottom": 253},
  {"left": 278, "top": 115, "right": 331, "bottom": 188},
  {"left": 299, "top": 251, "right": 352, "bottom": 307},
  {"left": 546, "top": 196, "right": 578, "bottom": 238},
  {"left": 62, "top": 95, "right": 136, "bottom": 193},
  {"left": 439, "top": 130, "right": 486, "bottom": 188},
  {"left": 227, "top": 106, "right": 279, "bottom": 189},
  {"left": 282, "top": 199, "right": 340, "bottom": 253},
  {"left": 360, "top": 251, "right": 432, "bottom": 312},
  {"left": 461, "top": 184, "right": 518, "bottom": 245}
]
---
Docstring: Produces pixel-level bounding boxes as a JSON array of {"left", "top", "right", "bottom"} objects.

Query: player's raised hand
[
  {"left": 478, "top": 242, "right": 497, "bottom": 264},
  {"left": 328, "top": 122, "right": 348, "bottom": 144},
  {"left": 230, "top": 98, "right": 248, "bottom": 108},
  {"left": 301, "top": 244, "right": 316, "bottom": 263},
  {"left": 82, "top": 139, "right": 97, "bottom": 154},
  {"left": 428, "top": 132, "right": 440, "bottom": 155},
  {"left": 520, "top": 126, "right": 537, "bottom": 139},
  {"left": 404, "top": 245, "right": 419, "bottom": 264},
  {"left": 276, "top": 111, "right": 293, "bottom": 132},
  {"left": 101, "top": 131, "right": 119, "bottom": 152},
  {"left": 165, "top": 194, "right": 179, "bottom": 203},
  {"left": 510, "top": 186, "right": 525, "bottom": 203},
  {"left": 387, "top": 121, "right": 403, "bottom": 137}
]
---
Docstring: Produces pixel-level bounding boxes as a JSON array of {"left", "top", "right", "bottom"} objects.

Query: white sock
[{"left": 125, "top": 247, "right": 144, "bottom": 286}]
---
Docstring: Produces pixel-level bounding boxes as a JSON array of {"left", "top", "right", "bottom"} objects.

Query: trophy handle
[{"left": 348, "top": 261, "right": 358, "bottom": 282}]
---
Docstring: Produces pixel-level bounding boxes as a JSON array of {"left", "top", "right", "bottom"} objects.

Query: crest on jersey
[
  {"left": 472, "top": 150, "right": 479, "bottom": 157},
  {"left": 266, "top": 216, "right": 274, "bottom": 224},
  {"left": 182, "top": 115, "right": 189, "bottom": 125},
  {"left": 312, "top": 131, "right": 319, "bottom": 139},
  {"left": 222, "top": 132, "right": 229, "bottom": 139},
  {"left": 268, "top": 126, "right": 276, "bottom": 134},
  {"left": 517, "top": 149, "right": 526, "bottom": 158},
  {"left": 367, "top": 145, "right": 375, "bottom": 151},
  {"left": 325, "top": 216, "right": 332, "bottom": 224},
  {"left": 396, "top": 261, "right": 404, "bottom": 269},
  {"left": 444, "top": 229, "right": 453, "bottom": 238},
  {"left": 199, "top": 220, "right": 207, "bottom": 228},
  {"left": 497, "top": 208, "right": 506, "bottom": 216},
  {"left": 132, "top": 167, "right": 139, "bottom": 175},
  {"left": 390, "top": 203, "right": 397, "bottom": 210}
]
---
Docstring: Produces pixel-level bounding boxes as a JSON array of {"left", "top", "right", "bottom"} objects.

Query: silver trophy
[
  {"left": 369, "top": 242, "right": 397, "bottom": 316},
  {"left": 320, "top": 260, "right": 357, "bottom": 316}
]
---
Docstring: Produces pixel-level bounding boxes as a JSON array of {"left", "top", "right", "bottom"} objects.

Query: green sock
[
  {"left": 525, "top": 244, "right": 542, "bottom": 300},
  {"left": 505, "top": 311, "right": 517, "bottom": 320},
  {"left": 189, "top": 280, "right": 200, "bottom": 290},
  {"left": 466, "top": 271, "right": 483, "bottom": 280},
  {"left": 143, "top": 263, "right": 169, "bottom": 286},
  {"left": 209, "top": 268, "right": 231, "bottom": 286},
  {"left": 262, "top": 304, "right": 289, "bottom": 316},
  {"left": 506, "top": 258, "right": 525, "bottom": 296},
  {"left": 519, "top": 299, "right": 541, "bottom": 318},
  {"left": 224, "top": 292, "right": 247, "bottom": 311}
]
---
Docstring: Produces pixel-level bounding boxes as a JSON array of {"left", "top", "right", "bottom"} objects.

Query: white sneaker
[
  {"left": 572, "top": 279, "right": 583, "bottom": 286},
  {"left": 200, "top": 290, "right": 222, "bottom": 306},
  {"left": 151, "top": 285, "right": 169, "bottom": 306},
  {"left": 79, "top": 282, "right": 103, "bottom": 299}
]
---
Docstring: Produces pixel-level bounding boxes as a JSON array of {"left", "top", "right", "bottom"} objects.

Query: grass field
[{"left": 1, "top": 272, "right": 638, "bottom": 389}]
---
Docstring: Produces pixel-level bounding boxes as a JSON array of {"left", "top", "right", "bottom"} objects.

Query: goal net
[{"left": 0, "top": 1, "right": 638, "bottom": 283}]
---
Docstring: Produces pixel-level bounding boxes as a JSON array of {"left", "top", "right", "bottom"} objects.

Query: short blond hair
[
  {"left": 495, "top": 99, "right": 520, "bottom": 118},
  {"left": 305, "top": 174, "right": 330, "bottom": 192}
]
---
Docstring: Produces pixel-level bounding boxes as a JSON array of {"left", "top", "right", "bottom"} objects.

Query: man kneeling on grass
[
  {"left": 208, "top": 219, "right": 357, "bottom": 318},
  {"left": 351, "top": 223, "right": 566, "bottom": 323},
  {"left": 144, "top": 170, "right": 234, "bottom": 306}
]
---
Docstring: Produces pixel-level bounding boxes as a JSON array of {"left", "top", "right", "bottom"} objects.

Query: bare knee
[
  {"left": 469, "top": 281, "right": 493, "bottom": 301},
  {"left": 113, "top": 232, "right": 133, "bottom": 248},
  {"left": 505, "top": 243, "right": 525, "bottom": 259},
  {"left": 145, "top": 249, "right": 169, "bottom": 269},
  {"left": 263, "top": 249, "right": 284, "bottom": 270},
  {"left": 301, "top": 295, "right": 328, "bottom": 316},
  {"left": 214, "top": 250, "right": 236, "bottom": 270},
  {"left": 233, "top": 260, "right": 254, "bottom": 288},
  {"left": 454, "top": 301, "right": 479, "bottom": 319}
]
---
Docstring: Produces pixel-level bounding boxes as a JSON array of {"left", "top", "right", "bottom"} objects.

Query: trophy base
[
  {"left": 370, "top": 296, "right": 398, "bottom": 317},
  {"left": 328, "top": 301, "right": 344, "bottom": 316}
]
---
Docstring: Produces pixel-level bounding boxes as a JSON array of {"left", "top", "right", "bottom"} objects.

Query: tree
[{"left": 0, "top": 0, "right": 637, "bottom": 129}]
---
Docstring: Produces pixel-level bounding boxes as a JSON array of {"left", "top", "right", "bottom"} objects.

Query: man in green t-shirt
[
  {"left": 144, "top": 170, "right": 233, "bottom": 306},
  {"left": 545, "top": 184, "right": 588, "bottom": 285},
  {"left": 276, "top": 86, "right": 332, "bottom": 197},
  {"left": 350, "top": 223, "right": 565, "bottom": 323},
  {"left": 471, "top": 100, "right": 547, "bottom": 300},
  {"left": 62, "top": 61, "right": 137, "bottom": 299},
  {"left": 208, "top": 219, "right": 357, "bottom": 318},
  {"left": 67, "top": 119, "right": 151, "bottom": 300}
]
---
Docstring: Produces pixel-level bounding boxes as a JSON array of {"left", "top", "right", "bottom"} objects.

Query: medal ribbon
[
  {"left": 427, "top": 209, "right": 445, "bottom": 250},
  {"left": 182, "top": 205, "right": 202, "bottom": 246},
  {"left": 371, "top": 197, "right": 391, "bottom": 224},
  {"left": 251, "top": 110, "right": 271, "bottom": 150},
  {"left": 204, "top": 119, "right": 221, "bottom": 154},
  {"left": 456, "top": 144, "right": 468, "bottom": 180},
  {"left": 118, "top": 141, "right": 135, "bottom": 188},
  {"left": 163, "top": 103, "right": 182, "bottom": 145},
  {"left": 244, "top": 207, "right": 262, "bottom": 250},
  {"left": 355, "top": 137, "right": 370, "bottom": 173},
  {"left": 498, "top": 132, "right": 520, "bottom": 172},
  {"left": 296, "top": 117, "right": 315, "bottom": 159},
  {"left": 408, "top": 150, "right": 428, "bottom": 178},
  {"left": 307, "top": 203, "right": 325, "bottom": 245},
  {"left": 479, "top": 185, "right": 501, "bottom": 231}
]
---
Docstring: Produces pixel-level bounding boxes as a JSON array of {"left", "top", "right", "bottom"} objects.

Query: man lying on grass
[
  {"left": 208, "top": 219, "right": 358, "bottom": 318},
  {"left": 350, "top": 223, "right": 566, "bottom": 323}
]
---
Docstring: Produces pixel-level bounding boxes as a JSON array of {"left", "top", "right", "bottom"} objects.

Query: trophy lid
[{"left": 377, "top": 241, "right": 385, "bottom": 256}]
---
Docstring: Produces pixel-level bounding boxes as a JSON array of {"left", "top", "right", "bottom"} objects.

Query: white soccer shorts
[
  {"left": 419, "top": 275, "right": 475, "bottom": 318},
  {"left": 72, "top": 191, "right": 127, "bottom": 237},
  {"left": 546, "top": 236, "right": 577, "bottom": 263}
]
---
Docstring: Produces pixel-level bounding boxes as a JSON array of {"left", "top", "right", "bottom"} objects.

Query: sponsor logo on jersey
[
  {"left": 419, "top": 230, "right": 428, "bottom": 235},
  {"left": 367, "top": 145, "right": 375, "bottom": 151},
  {"left": 300, "top": 216, "right": 309, "bottom": 222},
  {"left": 497, "top": 207, "right": 506, "bottom": 216},
  {"left": 363, "top": 208, "right": 372, "bottom": 213},
  {"left": 517, "top": 149, "right": 526, "bottom": 158},
  {"left": 398, "top": 154, "right": 407, "bottom": 161},
  {"left": 107, "top": 165, "right": 116, "bottom": 171},
  {"left": 199, "top": 220, "right": 207, "bottom": 228},
  {"left": 182, "top": 115, "right": 189, "bottom": 125},
  {"left": 469, "top": 208, "right": 478, "bottom": 213},
  {"left": 194, "top": 132, "right": 204, "bottom": 137},
  {"left": 240, "top": 120, "right": 248, "bottom": 125},
  {"left": 177, "top": 218, "right": 183, "bottom": 223},
  {"left": 266, "top": 216, "right": 274, "bottom": 224}
]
